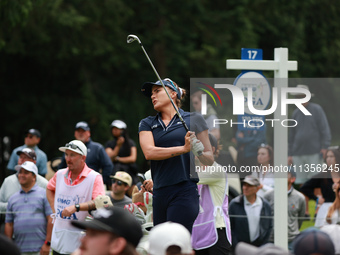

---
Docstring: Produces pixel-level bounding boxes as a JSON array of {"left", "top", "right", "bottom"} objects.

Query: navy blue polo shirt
[{"left": 138, "top": 109, "right": 208, "bottom": 189}]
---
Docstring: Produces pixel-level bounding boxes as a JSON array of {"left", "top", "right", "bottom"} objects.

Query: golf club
[
  {"left": 137, "top": 173, "right": 146, "bottom": 184},
  {"left": 127, "top": 34, "right": 189, "bottom": 132}
]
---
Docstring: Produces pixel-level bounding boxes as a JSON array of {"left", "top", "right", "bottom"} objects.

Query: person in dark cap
[
  {"left": 138, "top": 78, "right": 214, "bottom": 234},
  {"left": 71, "top": 207, "right": 143, "bottom": 255},
  {"left": 58, "top": 121, "right": 113, "bottom": 189},
  {"left": 292, "top": 228, "right": 335, "bottom": 255},
  {"left": 229, "top": 175, "right": 273, "bottom": 249},
  {"left": 7, "top": 128, "right": 48, "bottom": 177}
]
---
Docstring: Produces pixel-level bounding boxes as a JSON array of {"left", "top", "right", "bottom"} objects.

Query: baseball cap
[
  {"left": 242, "top": 175, "right": 260, "bottom": 186},
  {"left": 110, "top": 171, "right": 132, "bottom": 186},
  {"left": 15, "top": 161, "right": 38, "bottom": 176},
  {"left": 110, "top": 120, "right": 127, "bottom": 129},
  {"left": 27, "top": 128, "right": 41, "bottom": 138},
  {"left": 292, "top": 228, "right": 335, "bottom": 255},
  {"left": 141, "top": 79, "right": 181, "bottom": 99},
  {"left": 16, "top": 148, "right": 37, "bottom": 161},
  {"left": 75, "top": 121, "right": 90, "bottom": 131},
  {"left": 235, "top": 242, "right": 290, "bottom": 255},
  {"left": 147, "top": 222, "right": 192, "bottom": 255},
  {"left": 59, "top": 140, "right": 87, "bottom": 156},
  {"left": 71, "top": 207, "right": 143, "bottom": 247}
]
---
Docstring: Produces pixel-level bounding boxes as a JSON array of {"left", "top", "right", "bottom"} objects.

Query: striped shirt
[{"left": 5, "top": 184, "right": 52, "bottom": 253}]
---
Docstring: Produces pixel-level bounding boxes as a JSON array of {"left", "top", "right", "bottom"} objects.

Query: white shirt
[{"left": 244, "top": 195, "right": 263, "bottom": 242}]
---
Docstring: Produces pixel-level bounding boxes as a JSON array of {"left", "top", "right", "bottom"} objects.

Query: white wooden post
[{"left": 226, "top": 48, "right": 298, "bottom": 250}]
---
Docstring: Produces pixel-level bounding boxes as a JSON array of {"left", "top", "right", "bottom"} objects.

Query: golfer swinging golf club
[{"left": 138, "top": 78, "right": 214, "bottom": 233}]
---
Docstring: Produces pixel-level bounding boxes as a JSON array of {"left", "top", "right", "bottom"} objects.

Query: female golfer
[{"left": 138, "top": 78, "right": 214, "bottom": 233}]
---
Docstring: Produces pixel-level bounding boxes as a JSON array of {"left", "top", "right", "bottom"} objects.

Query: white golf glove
[{"left": 191, "top": 137, "right": 204, "bottom": 156}]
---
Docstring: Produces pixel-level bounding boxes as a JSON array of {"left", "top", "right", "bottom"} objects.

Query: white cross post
[{"left": 226, "top": 48, "right": 298, "bottom": 250}]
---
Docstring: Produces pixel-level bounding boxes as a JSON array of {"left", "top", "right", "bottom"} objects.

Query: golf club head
[
  {"left": 127, "top": 34, "right": 140, "bottom": 44},
  {"left": 137, "top": 173, "right": 146, "bottom": 184}
]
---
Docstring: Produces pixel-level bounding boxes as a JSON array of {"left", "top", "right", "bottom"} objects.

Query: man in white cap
[
  {"left": 7, "top": 128, "right": 48, "bottom": 177},
  {"left": 147, "top": 222, "right": 194, "bottom": 255},
  {"left": 58, "top": 121, "right": 113, "bottom": 189},
  {"left": 5, "top": 161, "right": 53, "bottom": 255},
  {"left": 46, "top": 140, "right": 105, "bottom": 255},
  {"left": 0, "top": 148, "right": 48, "bottom": 231},
  {"left": 108, "top": 171, "right": 132, "bottom": 208}
]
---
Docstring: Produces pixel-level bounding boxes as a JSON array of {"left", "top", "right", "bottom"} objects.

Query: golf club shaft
[{"left": 132, "top": 37, "right": 189, "bottom": 132}]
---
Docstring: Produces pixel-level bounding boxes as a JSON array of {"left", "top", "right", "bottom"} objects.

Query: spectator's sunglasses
[
  {"left": 65, "top": 143, "right": 84, "bottom": 155},
  {"left": 112, "top": 179, "right": 127, "bottom": 186}
]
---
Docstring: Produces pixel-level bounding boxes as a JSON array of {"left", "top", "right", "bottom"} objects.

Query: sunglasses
[
  {"left": 112, "top": 179, "right": 127, "bottom": 186},
  {"left": 26, "top": 135, "right": 34, "bottom": 139},
  {"left": 65, "top": 143, "right": 84, "bottom": 155}
]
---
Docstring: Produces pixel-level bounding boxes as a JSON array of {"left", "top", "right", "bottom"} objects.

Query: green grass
[{"left": 300, "top": 200, "right": 317, "bottom": 231}]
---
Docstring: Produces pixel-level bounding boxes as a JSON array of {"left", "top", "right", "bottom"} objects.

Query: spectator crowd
[{"left": 0, "top": 83, "right": 339, "bottom": 255}]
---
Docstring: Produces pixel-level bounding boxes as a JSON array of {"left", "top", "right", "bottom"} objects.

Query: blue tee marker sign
[{"left": 235, "top": 48, "right": 270, "bottom": 131}]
